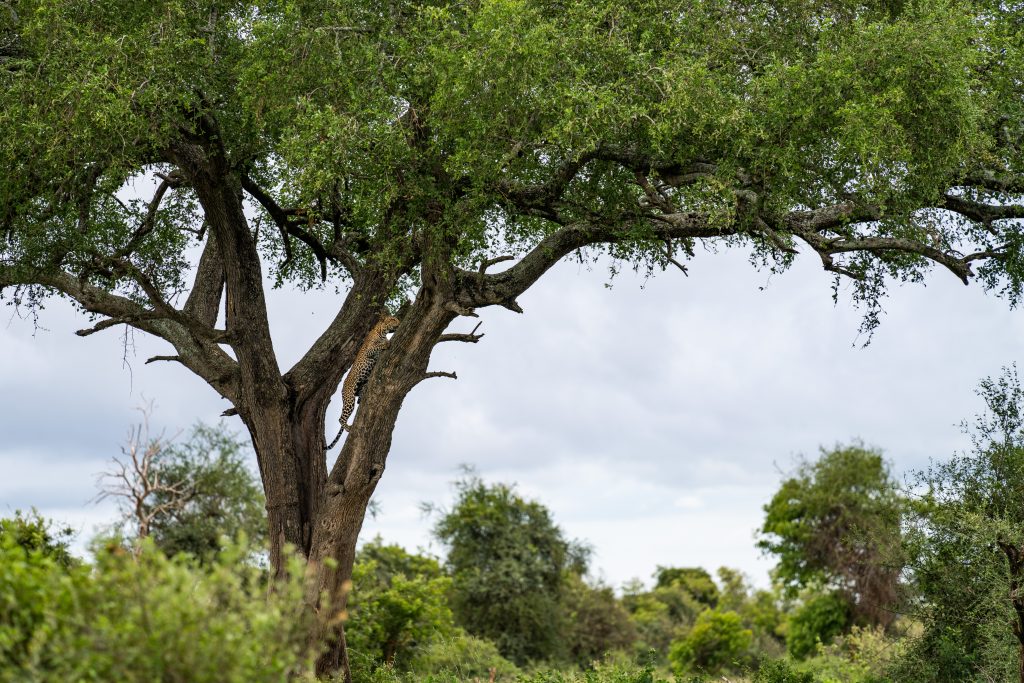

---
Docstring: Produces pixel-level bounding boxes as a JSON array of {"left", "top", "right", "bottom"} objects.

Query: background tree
[
  {"left": 655, "top": 567, "right": 720, "bottom": 608},
  {"left": 758, "top": 443, "right": 903, "bottom": 628},
  {"left": 142, "top": 423, "right": 266, "bottom": 561},
  {"left": 0, "top": 510, "right": 75, "bottom": 570},
  {"left": 6, "top": 0, "right": 1024, "bottom": 676},
  {"left": 622, "top": 576, "right": 707, "bottom": 658},
  {"left": 431, "top": 474, "right": 588, "bottom": 665},
  {"left": 97, "top": 411, "right": 266, "bottom": 562},
  {"left": 561, "top": 575, "right": 638, "bottom": 667},
  {"left": 896, "top": 367, "right": 1024, "bottom": 682}
]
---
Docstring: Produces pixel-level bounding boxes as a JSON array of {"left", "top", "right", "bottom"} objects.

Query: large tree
[{"left": 4, "top": 0, "right": 1024, "bottom": 677}]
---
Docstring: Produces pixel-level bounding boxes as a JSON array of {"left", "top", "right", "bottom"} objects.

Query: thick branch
[
  {"left": 3, "top": 266, "right": 239, "bottom": 402},
  {"left": 962, "top": 170, "right": 1024, "bottom": 195},
  {"left": 454, "top": 212, "right": 728, "bottom": 311},
  {"left": 241, "top": 174, "right": 359, "bottom": 279},
  {"left": 182, "top": 233, "right": 225, "bottom": 329},
  {"left": 942, "top": 193, "right": 1024, "bottom": 226}
]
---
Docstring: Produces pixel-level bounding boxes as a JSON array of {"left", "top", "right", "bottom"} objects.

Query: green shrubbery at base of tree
[{"left": 0, "top": 532, "right": 313, "bottom": 683}]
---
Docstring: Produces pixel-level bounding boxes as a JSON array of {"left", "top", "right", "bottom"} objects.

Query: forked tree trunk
[
  {"left": 245, "top": 289, "right": 458, "bottom": 682},
  {"left": 172, "top": 137, "right": 464, "bottom": 681}
]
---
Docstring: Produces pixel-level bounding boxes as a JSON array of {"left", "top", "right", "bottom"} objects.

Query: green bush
[
  {"left": 786, "top": 593, "right": 850, "bottom": 660},
  {"left": 346, "top": 540, "right": 456, "bottom": 670},
  {"left": 563, "top": 574, "right": 637, "bottom": 666},
  {"left": 0, "top": 532, "right": 313, "bottom": 682},
  {"left": 518, "top": 659, "right": 672, "bottom": 683},
  {"left": 668, "top": 608, "right": 753, "bottom": 676},
  {"left": 407, "top": 629, "right": 519, "bottom": 680},
  {"left": 0, "top": 510, "right": 76, "bottom": 568}
]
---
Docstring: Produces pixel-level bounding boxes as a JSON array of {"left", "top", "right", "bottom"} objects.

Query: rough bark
[{"left": 998, "top": 538, "right": 1024, "bottom": 683}]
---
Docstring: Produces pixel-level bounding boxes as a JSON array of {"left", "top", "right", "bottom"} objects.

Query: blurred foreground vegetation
[{"left": 5, "top": 368, "right": 1024, "bottom": 681}]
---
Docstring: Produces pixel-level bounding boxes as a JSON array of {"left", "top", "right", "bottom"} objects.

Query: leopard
[{"left": 325, "top": 315, "right": 401, "bottom": 450}]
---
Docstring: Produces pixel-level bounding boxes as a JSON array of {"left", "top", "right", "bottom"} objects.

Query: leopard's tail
[{"left": 325, "top": 424, "right": 345, "bottom": 451}]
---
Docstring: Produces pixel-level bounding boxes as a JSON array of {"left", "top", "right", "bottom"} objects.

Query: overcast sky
[{"left": 3, "top": 243, "right": 1022, "bottom": 590}]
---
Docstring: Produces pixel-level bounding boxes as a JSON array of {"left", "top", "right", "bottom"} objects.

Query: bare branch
[
  {"left": 415, "top": 371, "right": 458, "bottom": 387},
  {"left": 791, "top": 228, "right": 975, "bottom": 284},
  {"left": 1, "top": 267, "right": 240, "bottom": 402},
  {"left": 76, "top": 317, "right": 128, "bottom": 337},
  {"left": 94, "top": 403, "right": 191, "bottom": 545},
  {"left": 437, "top": 321, "right": 484, "bottom": 344},
  {"left": 454, "top": 212, "right": 726, "bottom": 312},
  {"left": 145, "top": 355, "right": 181, "bottom": 364}
]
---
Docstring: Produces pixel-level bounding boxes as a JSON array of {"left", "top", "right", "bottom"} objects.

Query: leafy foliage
[
  {"left": 562, "top": 574, "right": 638, "bottom": 666},
  {"left": 346, "top": 538, "right": 455, "bottom": 669},
  {"left": 405, "top": 631, "right": 520, "bottom": 681},
  {"left": 0, "top": 509, "right": 75, "bottom": 568},
  {"left": 654, "top": 567, "right": 719, "bottom": 607},
  {"left": 786, "top": 592, "right": 851, "bottom": 660}
]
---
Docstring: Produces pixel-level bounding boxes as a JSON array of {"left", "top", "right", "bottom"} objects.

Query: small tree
[
  {"left": 785, "top": 591, "right": 851, "bottom": 660},
  {"left": 562, "top": 574, "right": 638, "bottom": 666},
  {"left": 345, "top": 539, "right": 454, "bottom": 670},
  {"left": 97, "top": 409, "right": 266, "bottom": 561},
  {"left": 655, "top": 567, "right": 720, "bottom": 607},
  {"left": 758, "top": 443, "right": 903, "bottom": 628},
  {"left": 431, "top": 474, "right": 588, "bottom": 665}
]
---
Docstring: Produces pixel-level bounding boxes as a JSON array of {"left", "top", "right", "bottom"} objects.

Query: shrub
[
  {"left": 668, "top": 608, "right": 753, "bottom": 676},
  {"left": 753, "top": 658, "right": 815, "bottom": 683},
  {"left": 518, "top": 659, "right": 672, "bottom": 683},
  {"left": 786, "top": 592, "right": 850, "bottom": 659}
]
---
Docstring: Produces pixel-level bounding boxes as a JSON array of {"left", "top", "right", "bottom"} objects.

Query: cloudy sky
[{"left": 3, "top": 242, "right": 1022, "bottom": 590}]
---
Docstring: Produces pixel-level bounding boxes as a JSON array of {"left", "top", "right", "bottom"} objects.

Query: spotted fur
[{"left": 326, "top": 315, "right": 401, "bottom": 449}]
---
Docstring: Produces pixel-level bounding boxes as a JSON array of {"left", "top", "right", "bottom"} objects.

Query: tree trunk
[
  {"left": 997, "top": 539, "right": 1024, "bottom": 683},
  {"left": 305, "top": 293, "right": 457, "bottom": 680},
  {"left": 236, "top": 287, "right": 457, "bottom": 681},
  {"left": 172, "top": 136, "right": 462, "bottom": 680}
]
